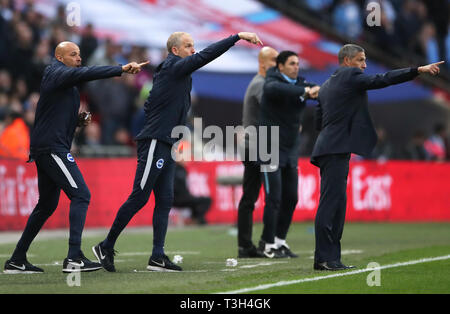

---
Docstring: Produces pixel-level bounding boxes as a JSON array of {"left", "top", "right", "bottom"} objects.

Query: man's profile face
[
  {"left": 261, "top": 50, "right": 278, "bottom": 73},
  {"left": 279, "top": 55, "right": 299, "bottom": 79},
  {"left": 173, "top": 34, "right": 195, "bottom": 58},
  {"left": 345, "top": 51, "right": 367, "bottom": 71},
  {"left": 56, "top": 43, "right": 82, "bottom": 67}
]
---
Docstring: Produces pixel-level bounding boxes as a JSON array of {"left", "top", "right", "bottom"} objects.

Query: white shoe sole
[
  {"left": 3, "top": 269, "right": 43, "bottom": 274},
  {"left": 62, "top": 265, "right": 102, "bottom": 273}
]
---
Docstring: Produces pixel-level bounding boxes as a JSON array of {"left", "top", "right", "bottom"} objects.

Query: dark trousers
[
  {"left": 12, "top": 152, "right": 91, "bottom": 260},
  {"left": 237, "top": 161, "right": 262, "bottom": 248},
  {"left": 314, "top": 153, "right": 351, "bottom": 263},
  {"left": 260, "top": 165, "right": 298, "bottom": 244},
  {"left": 102, "top": 139, "right": 175, "bottom": 257}
]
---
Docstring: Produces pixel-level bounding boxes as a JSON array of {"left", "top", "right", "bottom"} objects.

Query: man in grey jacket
[{"left": 237, "top": 47, "right": 278, "bottom": 258}]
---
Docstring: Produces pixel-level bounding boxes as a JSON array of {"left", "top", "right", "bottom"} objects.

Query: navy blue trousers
[
  {"left": 102, "top": 139, "right": 175, "bottom": 257},
  {"left": 260, "top": 165, "right": 299, "bottom": 244},
  {"left": 12, "top": 152, "right": 91, "bottom": 260},
  {"left": 314, "top": 153, "right": 351, "bottom": 263}
]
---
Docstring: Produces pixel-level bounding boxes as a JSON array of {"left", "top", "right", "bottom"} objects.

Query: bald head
[
  {"left": 258, "top": 46, "right": 278, "bottom": 77},
  {"left": 55, "top": 41, "right": 81, "bottom": 67}
]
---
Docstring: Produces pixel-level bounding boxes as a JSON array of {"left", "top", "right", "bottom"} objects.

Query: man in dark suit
[{"left": 311, "top": 44, "right": 444, "bottom": 271}]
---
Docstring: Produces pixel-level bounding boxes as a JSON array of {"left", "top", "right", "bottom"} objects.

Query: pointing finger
[{"left": 138, "top": 61, "right": 150, "bottom": 67}]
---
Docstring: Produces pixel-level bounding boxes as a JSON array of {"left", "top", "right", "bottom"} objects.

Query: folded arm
[{"left": 264, "top": 80, "right": 308, "bottom": 99}]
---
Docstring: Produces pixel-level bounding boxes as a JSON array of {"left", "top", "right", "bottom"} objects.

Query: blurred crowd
[
  {"left": 297, "top": 0, "right": 450, "bottom": 71},
  {"left": 367, "top": 123, "right": 450, "bottom": 161},
  {"left": 0, "top": 0, "right": 159, "bottom": 160},
  {"left": 0, "top": 0, "right": 449, "bottom": 162}
]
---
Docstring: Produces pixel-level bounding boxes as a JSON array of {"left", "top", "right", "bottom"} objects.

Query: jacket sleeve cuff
[{"left": 116, "top": 65, "right": 124, "bottom": 76}]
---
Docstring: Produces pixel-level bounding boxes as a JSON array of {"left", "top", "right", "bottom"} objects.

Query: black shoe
[
  {"left": 62, "top": 251, "right": 102, "bottom": 273},
  {"left": 238, "top": 245, "right": 265, "bottom": 258},
  {"left": 3, "top": 259, "right": 44, "bottom": 274},
  {"left": 278, "top": 244, "right": 299, "bottom": 258},
  {"left": 314, "top": 260, "right": 356, "bottom": 271},
  {"left": 92, "top": 243, "right": 116, "bottom": 272},
  {"left": 147, "top": 255, "right": 182, "bottom": 272},
  {"left": 336, "top": 261, "right": 356, "bottom": 270},
  {"left": 258, "top": 240, "right": 287, "bottom": 258}
]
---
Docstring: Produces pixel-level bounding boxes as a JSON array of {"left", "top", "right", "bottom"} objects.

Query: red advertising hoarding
[{"left": 0, "top": 158, "right": 449, "bottom": 231}]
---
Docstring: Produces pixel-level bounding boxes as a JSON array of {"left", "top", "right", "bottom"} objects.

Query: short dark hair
[
  {"left": 338, "top": 44, "right": 364, "bottom": 64},
  {"left": 276, "top": 50, "right": 298, "bottom": 67}
]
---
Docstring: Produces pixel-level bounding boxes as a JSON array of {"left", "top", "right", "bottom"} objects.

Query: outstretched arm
[
  {"left": 353, "top": 61, "right": 445, "bottom": 91},
  {"left": 172, "top": 33, "right": 262, "bottom": 76},
  {"left": 51, "top": 60, "right": 149, "bottom": 89}
]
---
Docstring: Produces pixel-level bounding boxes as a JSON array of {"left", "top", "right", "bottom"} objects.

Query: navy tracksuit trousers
[
  {"left": 12, "top": 152, "right": 91, "bottom": 260},
  {"left": 259, "top": 165, "right": 299, "bottom": 244},
  {"left": 102, "top": 139, "right": 175, "bottom": 257}
]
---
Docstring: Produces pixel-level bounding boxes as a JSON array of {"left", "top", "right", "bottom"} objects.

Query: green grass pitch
[{"left": 0, "top": 222, "right": 449, "bottom": 294}]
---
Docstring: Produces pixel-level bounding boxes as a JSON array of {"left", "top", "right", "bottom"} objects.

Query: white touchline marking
[
  {"left": 239, "top": 261, "right": 288, "bottom": 269},
  {"left": 215, "top": 254, "right": 450, "bottom": 294}
]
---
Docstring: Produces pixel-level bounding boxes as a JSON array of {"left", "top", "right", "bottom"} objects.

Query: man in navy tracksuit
[
  {"left": 93, "top": 31, "right": 263, "bottom": 272},
  {"left": 3, "top": 41, "right": 146, "bottom": 274}
]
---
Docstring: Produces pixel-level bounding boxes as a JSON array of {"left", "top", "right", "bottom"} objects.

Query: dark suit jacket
[
  {"left": 259, "top": 67, "right": 317, "bottom": 167},
  {"left": 311, "top": 66, "right": 419, "bottom": 166}
]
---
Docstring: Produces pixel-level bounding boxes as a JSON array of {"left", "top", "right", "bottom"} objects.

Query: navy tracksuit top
[
  {"left": 135, "top": 34, "right": 240, "bottom": 144},
  {"left": 30, "top": 59, "right": 123, "bottom": 155}
]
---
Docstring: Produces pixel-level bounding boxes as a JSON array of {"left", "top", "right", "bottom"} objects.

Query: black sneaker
[
  {"left": 147, "top": 255, "right": 182, "bottom": 272},
  {"left": 313, "top": 260, "right": 356, "bottom": 271},
  {"left": 278, "top": 244, "right": 299, "bottom": 258},
  {"left": 238, "top": 245, "right": 265, "bottom": 258},
  {"left": 3, "top": 259, "right": 44, "bottom": 274},
  {"left": 92, "top": 243, "right": 116, "bottom": 272},
  {"left": 62, "top": 251, "right": 102, "bottom": 273},
  {"left": 258, "top": 240, "right": 287, "bottom": 258}
]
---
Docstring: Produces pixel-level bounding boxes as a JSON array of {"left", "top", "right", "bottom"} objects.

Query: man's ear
[
  {"left": 343, "top": 56, "right": 351, "bottom": 66},
  {"left": 277, "top": 63, "right": 284, "bottom": 73},
  {"left": 171, "top": 46, "right": 179, "bottom": 56},
  {"left": 55, "top": 54, "right": 63, "bottom": 62}
]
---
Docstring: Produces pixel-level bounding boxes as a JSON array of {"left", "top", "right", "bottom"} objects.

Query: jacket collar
[
  {"left": 266, "top": 66, "right": 303, "bottom": 84},
  {"left": 51, "top": 58, "right": 65, "bottom": 66}
]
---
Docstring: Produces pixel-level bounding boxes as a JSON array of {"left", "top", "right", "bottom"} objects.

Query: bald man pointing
[{"left": 4, "top": 41, "right": 147, "bottom": 274}]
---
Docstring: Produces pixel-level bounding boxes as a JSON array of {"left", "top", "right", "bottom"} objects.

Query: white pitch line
[{"left": 215, "top": 254, "right": 450, "bottom": 294}]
